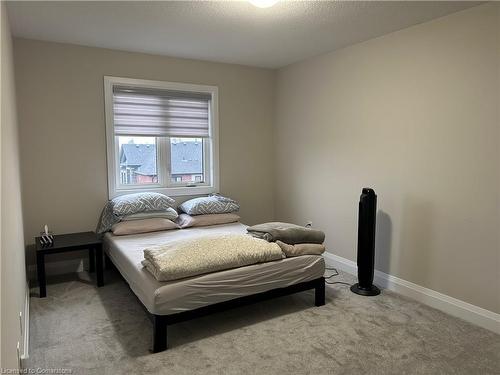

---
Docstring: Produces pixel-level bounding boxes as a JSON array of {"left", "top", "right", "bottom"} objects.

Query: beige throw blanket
[
  {"left": 142, "top": 234, "right": 284, "bottom": 281},
  {"left": 247, "top": 222, "right": 325, "bottom": 244},
  {"left": 276, "top": 241, "right": 325, "bottom": 257}
]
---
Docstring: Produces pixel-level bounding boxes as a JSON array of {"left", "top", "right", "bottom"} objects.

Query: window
[{"left": 104, "top": 77, "right": 219, "bottom": 197}]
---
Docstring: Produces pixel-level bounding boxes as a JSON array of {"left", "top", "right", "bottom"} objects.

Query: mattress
[{"left": 103, "top": 223, "right": 325, "bottom": 315}]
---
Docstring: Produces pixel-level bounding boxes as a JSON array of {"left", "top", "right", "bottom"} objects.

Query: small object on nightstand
[{"left": 39, "top": 224, "right": 54, "bottom": 246}]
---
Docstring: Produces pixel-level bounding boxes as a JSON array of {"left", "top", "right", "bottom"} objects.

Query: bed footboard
[{"left": 151, "top": 277, "right": 325, "bottom": 353}]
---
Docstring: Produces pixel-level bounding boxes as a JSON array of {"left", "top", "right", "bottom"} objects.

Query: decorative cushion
[
  {"left": 112, "top": 192, "right": 175, "bottom": 216},
  {"left": 121, "top": 207, "right": 178, "bottom": 221},
  {"left": 179, "top": 195, "right": 239, "bottom": 215},
  {"left": 111, "top": 218, "right": 180, "bottom": 236},
  {"left": 176, "top": 213, "right": 240, "bottom": 229}
]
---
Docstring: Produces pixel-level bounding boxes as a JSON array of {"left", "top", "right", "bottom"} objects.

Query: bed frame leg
[
  {"left": 152, "top": 315, "right": 168, "bottom": 353},
  {"left": 315, "top": 277, "right": 325, "bottom": 306}
]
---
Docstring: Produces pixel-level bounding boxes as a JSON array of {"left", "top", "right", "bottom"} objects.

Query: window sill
[{"left": 110, "top": 185, "right": 218, "bottom": 199}]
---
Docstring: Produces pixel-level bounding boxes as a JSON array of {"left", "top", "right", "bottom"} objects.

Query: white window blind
[{"left": 113, "top": 86, "right": 211, "bottom": 138}]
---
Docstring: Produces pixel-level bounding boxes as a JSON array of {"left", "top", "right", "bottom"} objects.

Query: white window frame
[{"left": 104, "top": 76, "right": 219, "bottom": 198}]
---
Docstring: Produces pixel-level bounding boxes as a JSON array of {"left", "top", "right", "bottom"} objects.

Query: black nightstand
[{"left": 35, "top": 231, "right": 103, "bottom": 298}]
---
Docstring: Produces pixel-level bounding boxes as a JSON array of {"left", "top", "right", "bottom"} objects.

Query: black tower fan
[{"left": 350, "top": 188, "right": 381, "bottom": 296}]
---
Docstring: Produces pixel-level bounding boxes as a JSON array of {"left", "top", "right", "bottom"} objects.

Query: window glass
[
  {"left": 170, "top": 138, "right": 204, "bottom": 183},
  {"left": 118, "top": 136, "right": 158, "bottom": 185}
]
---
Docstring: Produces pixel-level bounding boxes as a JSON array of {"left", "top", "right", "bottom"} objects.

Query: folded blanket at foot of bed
[
  {"left": 142, "top": 234, "right": 284, "bottom": 281},
  {"left": 276, "top": 241, "right": 325, "bottom": 257},
  {"left": 246, "top": 222, "right": 325, "bottom": 245}
]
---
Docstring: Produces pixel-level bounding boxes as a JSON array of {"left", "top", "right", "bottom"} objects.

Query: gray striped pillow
[
  {"left": 112, "top": 192, "right": 175, "bottom": 216},
  {"left": 179, "top": 195, "right": 239, "bottom": 215}
]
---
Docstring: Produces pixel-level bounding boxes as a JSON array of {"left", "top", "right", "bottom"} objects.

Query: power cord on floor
[{"left": 324, "top": 267, "right": 351, "bottom": 286}]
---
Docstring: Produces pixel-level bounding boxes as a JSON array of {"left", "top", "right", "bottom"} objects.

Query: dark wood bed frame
[
  {"left": 151, "top": 277, "right": 325, "bottom": 352},
  {"left": 104, "top": 254, "right": 325, "bottom": 353}
]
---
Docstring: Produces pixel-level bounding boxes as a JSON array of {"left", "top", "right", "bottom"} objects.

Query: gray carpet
[{"left": 27, "top": 269, "right": 500, "bottom": 375}]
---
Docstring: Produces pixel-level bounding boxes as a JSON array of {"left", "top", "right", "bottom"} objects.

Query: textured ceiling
[{"left": 7, "top": 1, "right": 479, "bottom": 68}]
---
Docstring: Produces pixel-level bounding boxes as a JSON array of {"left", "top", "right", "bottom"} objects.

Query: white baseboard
[
  {"left": 20, "top": 282, "right": 30, "bottom": 362},
  {"left": 322, "top": 252, "right": 500, "bottom": 334}
]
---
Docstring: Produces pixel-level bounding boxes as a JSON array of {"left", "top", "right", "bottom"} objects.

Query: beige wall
[
  {"left": 1, "top": 3, "right": 27, "bottom": 369},
  {"left": 13, "top": 39, "right": 276, "bottom": 262},
  {"left": 275, "top": 4, "right": 499, "bottom": 313}
]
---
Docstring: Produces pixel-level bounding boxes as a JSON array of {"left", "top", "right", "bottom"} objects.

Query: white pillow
[
  {"left": 111, "top": 218, "right": 180, "bottom": 236},
  {"left": 122, "top": 207, "right": 178, "bottom": 221},
  {"left": 176, "top": 213, "right": 240, "bottom": 228}
]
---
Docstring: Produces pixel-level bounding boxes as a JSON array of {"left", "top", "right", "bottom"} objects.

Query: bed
[{"left": 103, "top": 222, "right": 326, "bottom": 352}]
